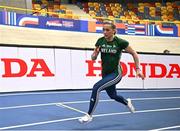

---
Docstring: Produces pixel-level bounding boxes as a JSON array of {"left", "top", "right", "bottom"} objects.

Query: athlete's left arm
[{"left": 125, "top": 45, "right": 145, "bottom": 80}]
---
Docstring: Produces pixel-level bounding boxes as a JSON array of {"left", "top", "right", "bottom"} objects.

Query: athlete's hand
[
  {"left": 91, "top": 47, "right": 100, "bottom": 60},
  {"left": 136, "top": 69, "right": 145, "bottom": 80}
]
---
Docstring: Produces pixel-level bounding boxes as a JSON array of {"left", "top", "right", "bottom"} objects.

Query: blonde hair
[
  {"left": 103, "top": 21, "right": 117, "bottom": 34},
  {"left": 103, "top": 21, "right": 116, "bottom": 29}
]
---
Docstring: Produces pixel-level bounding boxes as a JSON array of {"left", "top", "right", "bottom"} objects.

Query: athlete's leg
[
  {"left": 105, "top": 85, "right": 128, "bottom": 105},
  {"left": 87, "top": 73, "right": 122, "bottom": 115},
  {"left": 105, "top": 85, "right": 135, "bottom": 113},
  {"left": 79, "top": 73, "right": 131, "bottom": 123}
]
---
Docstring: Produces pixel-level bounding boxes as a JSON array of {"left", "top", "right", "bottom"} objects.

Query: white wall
[{"left": 0, "top": 46, "right": 179, "bottom": 93}]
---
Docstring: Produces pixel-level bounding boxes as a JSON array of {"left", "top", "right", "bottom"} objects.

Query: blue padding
[{"left": 80, "top": 20, "right": 88, "bottom": 32}]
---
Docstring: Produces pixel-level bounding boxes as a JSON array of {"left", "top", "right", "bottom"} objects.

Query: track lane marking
[
  {"left": 1, "top": 96, "right": 180, "bottom": 110},
  {"left": 1, "top": 107, "right": 180, "bottom": 130},
  {"left": 56, "top": 103, "right": 87, "bottom": 115},
  {"left": 1, "top": 89, "right": 180, "bottom": 97},
  {"left": 149, "top": 124, "right": 180, "bottom": 131}
]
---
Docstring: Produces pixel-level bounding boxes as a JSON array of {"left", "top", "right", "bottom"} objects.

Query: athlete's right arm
[{"left": 91, "top": 46, "right": 100, "bottom": 60}]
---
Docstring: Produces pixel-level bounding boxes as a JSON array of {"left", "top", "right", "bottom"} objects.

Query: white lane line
[
  {"left": 94, "top": 107, "right": 180, "bottom": 117},
  {"left": 55, "top": 103, "right": 87, "bottom": 115},
  {"left": 0, "top": 102, "right": 57, "bottom": 110},
  {"left": 1, "top": 107, "right": 180, "bottom": 130},
  {"left": 149, "top": 125, "right": 180, "bottom": 131},
  {"left": 1, "top": 96, "right": 180, "bottom": 110},
  {"left": 0, "top": 116, "right": 80, "bottom": 130},
  {"left": 1, "top": 89, "right": 180, "bottom": 97},
  {"left": 133, "top": 96, "right": 180, "bottom": 101},
  {"left": 0, "top": 90, "right": 91, "bottom": 97}
]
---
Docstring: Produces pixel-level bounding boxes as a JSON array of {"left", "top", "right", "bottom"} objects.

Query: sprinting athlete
[{"left": 79, "top": 22, "right": 144, "bottom": 123}]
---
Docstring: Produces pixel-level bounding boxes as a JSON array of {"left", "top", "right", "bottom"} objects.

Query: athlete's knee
[
  {"left": 91, "top": 85, "right": 99, "bottom": 97},
  {"left": 108, "top": 93, "right": 117, "bottom": 100},
  {"left": 92, "top": 83, "right": 101, "bottom": 92}
]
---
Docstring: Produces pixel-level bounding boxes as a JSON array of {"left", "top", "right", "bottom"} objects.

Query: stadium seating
[
  {"left": 32, "top": 0, "right": 79, "bottom": 19},
  {"left": 76, "top": 1, "right": 180, "bottom": 24},
  {"left": 32, "top": 0, "right": 180, "bottom": 24}
]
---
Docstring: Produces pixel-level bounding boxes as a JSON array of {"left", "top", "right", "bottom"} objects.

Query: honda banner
[{"left": 0, "top": 46, "right": 179, "bottom": 92}]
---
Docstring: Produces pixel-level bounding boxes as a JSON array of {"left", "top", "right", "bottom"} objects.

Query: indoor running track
[{"left": 0, "top": 89, "right": 180, "bottom": 130}]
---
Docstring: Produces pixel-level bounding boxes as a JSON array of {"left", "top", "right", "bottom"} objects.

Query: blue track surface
[{"left": 0, "top": 89, "right": 180, "bottom": 130}]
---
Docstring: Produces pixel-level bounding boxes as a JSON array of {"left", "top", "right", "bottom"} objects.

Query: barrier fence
[
  {"left": 0, "top": 46, "right": 179, "bottom": 93},
  {"left": 0, "top": 5, "right": 180, "bottom": 37}
]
